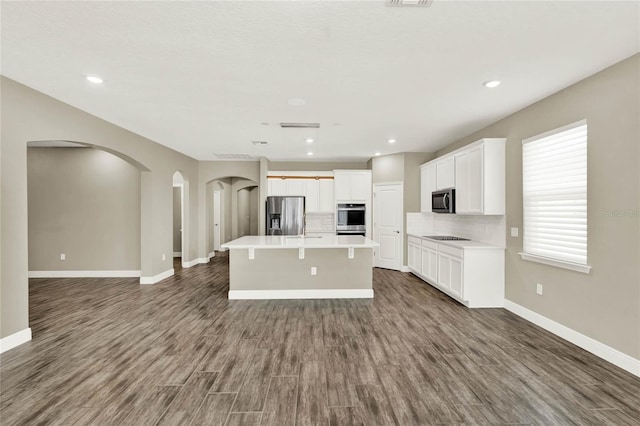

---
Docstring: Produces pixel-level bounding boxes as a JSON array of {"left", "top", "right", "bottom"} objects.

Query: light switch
[
  {"left": 511, "top": 227, "right": 519, "bottom": 237},
  {"left": 60, "top": 253, "right": 66, "bottom": 261}
]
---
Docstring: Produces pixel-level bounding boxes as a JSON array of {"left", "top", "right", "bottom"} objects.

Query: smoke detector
[{"left": 387, "top": 0, "right": 433, "bottom": 6}]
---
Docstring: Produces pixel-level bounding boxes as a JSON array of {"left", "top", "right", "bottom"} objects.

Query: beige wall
[
  {"left": 1, "top": 77, "right": 200, "bottom": 339},
  {"left": 436, "top": 54, "right": 640, "bottom": 359},
  {"left": 27, "top": 147, "right": 141, "bottom": 271},
  {"left": 371, "top": 153, "right": 405, "bottom": 184}
]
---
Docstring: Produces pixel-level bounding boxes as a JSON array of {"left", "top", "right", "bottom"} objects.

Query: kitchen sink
[{"left": 423, "top": 235, "right": 470, "bottom": 241}]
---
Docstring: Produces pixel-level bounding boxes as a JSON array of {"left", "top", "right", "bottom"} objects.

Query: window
[{"left": 520, "top": 119, "right": 591, "bottom": 273}]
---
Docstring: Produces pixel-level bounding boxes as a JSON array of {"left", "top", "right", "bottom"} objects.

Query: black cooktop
[{"left": 423, "top": 235, "right": 470, "bottom": 241}]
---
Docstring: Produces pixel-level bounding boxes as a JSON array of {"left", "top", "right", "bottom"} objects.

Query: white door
[
  {"left": 373, "top": 183, "right": 403, "bottom": 271},
  {"left": 213, "top": 190, "right": 222, "bottom": 250}
]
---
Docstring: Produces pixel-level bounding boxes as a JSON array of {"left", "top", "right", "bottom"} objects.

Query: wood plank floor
[{"left": 1, "top": 254, "right": 639, "bottom": 425}]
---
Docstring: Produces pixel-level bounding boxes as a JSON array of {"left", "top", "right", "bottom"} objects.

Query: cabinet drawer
[
  {"left": 438, "top": 244, "right": 463, "bottom": 258},
  {"left": 408, "top": 236, "right": 422, "bottom": 246},
  {"left": 421, "top": 239, "right": 438, "bottom": 250}
]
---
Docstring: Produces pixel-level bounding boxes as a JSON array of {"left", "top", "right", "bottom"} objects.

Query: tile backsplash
[
  {"left": 306, "top": 212, "right": 335, "bottom": 233},
  {"left": 407, "top": 212, "right": 506, "bottom": 248}
]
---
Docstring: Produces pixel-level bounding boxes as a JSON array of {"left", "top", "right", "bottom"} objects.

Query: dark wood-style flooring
[{"left": 1, "top": 253, "right": 639, "bottom": 425}]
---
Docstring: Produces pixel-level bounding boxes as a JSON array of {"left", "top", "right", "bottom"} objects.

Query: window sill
[{"left": 518, "top": 253, "right": 592, "bottom": 274}]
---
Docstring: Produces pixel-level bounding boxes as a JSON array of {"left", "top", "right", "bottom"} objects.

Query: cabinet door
[
  {"left": 436, "top": 156, "right": 455, "bottom": 190},
  {"left": 333, "top": 173, "right": 350, "bottom": 201},
  {"left": 408, "top": 243, "right": 420, "bottom": 272},
  {"left": 269, "top": 179, "right": 287, "bottom": 196},
  {"left": 427, "top": 249, "right": 438, "bottom": 282},
  {"left": 420, "top": 164, "right": 436, "bottom": 213},
  {"left": 318, "top": 179, "right": 334, "bottom": 212},
  {"left": 421, "top": 247, "right": 438, "bottom": 282},
  {"left": 449, "top": 256, "right": 463, "bottom": 298},
  {"left": 467, "top": 146, "right": 484, "bottom": 214},
  {"left": 304, "top": 180, "right": 320, "bottom": 212},
  {"left": 454, "top": 153, "right": 469, "bottom": 213},
  {"left": 437, "top": 254, "right": 451, "bottom": 289},
  {"left": 286, "top": 179, "right": 305, "bottom": 197},
  {"left": 350, "top": 173, "right": 370, "bottom": 201}
]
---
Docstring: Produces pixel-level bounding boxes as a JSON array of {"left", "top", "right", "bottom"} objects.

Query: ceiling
[{"left": 2, "top": 1, "right": 638, "bottom": 162}]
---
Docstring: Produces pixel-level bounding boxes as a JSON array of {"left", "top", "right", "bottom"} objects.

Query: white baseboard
[
  {"left": 0, "top": 328, "right": 32, "bottom": 353},
  {"left": 218, "top": 247, "right": 228, "bottom": 252},
  {"left": 208, "top": 252, "right": 216, "bottom": 259},
  {"left": 401, "top": 265, "right": 411, "bottom": 273},
  {"left": 504, "top": 299, "right": 640, "bottom": 378},
  {"left": 140, "top": 268, "right": 174, "bottom": 285},
  {"left": 173, "top": 252, "right": 181, "bottom": 257},
  {"left": 29, "top": 270, "right": 140, "bottom": 278},
  {"left": 229, "top": 289, "right": 374, "bottom": 300},
  {"left": 182, "top": 257, "right": 210, "bottom": 268}
]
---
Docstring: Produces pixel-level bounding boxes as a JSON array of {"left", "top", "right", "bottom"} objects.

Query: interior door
[
  {"left": 373, "top": 183, "right": 403, "bottom": 271},
  {"left": 213, "top": 190, "right": 221, "bottom": 250}
]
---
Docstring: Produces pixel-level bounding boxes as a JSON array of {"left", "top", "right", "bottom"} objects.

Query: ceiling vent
[
  {"left": 212, "top": 153, "right": 256, "bottom": 160},
  {"left": 252, "top": 141, "right": 268, "bottom": 145},
  {"left": 279, "top": 123, "right": 320, "bottom": 129},
  {"left": 387, "top": 0, "right": 433, "bottom": 6}
]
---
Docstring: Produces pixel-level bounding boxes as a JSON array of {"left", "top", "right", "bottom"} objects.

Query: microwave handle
[{"left": 443, "top": 193, "right": 449, "bottom": 210}]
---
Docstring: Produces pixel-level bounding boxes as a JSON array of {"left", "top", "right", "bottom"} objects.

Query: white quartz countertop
[
  {"left": 222, "top": 235, "right": 379, "bottom": 249},
  {"left": 407, "top": 233, "right": 504, "bottom": 250}
]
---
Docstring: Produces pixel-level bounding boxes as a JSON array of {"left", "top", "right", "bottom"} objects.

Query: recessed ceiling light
[
  {"left": 483, "top": 80, "right": 501, "bottom": 88},
  {"left": 287, "top": 98, "right": 306, "bottom": 106},
  {"left": 307, "top": 151, "right": 314, "bottom": 156},
  {"left": 306, "top": 138, "right": 314, "bottom": 143},
  {"left": 375, "top": 152, "right": 381, "bottom": 156},
  {"left": 388, "top": 139, "right": 396, "bottom": 144},
  {"left": 86, "top": 75, "right": 103, "bottom": 84}
]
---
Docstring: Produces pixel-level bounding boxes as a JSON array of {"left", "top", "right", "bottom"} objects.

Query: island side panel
[{"left": 228, "top": 248, "right": 372, "bottom": 291}]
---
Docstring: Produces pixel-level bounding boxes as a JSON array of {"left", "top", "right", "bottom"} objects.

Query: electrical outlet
[
  {"left": 311, "top": 267, "right": 317, "bottom": 276},
  {"left": 511, "top": 227, "right": 519, "bottom": 237},
  {"left": 60, "top": 253, "right": 66, "bottom": 261},
  {"left": 536, "top": 283, "right": 543, "bottom": 295},
  {"left": 162, "top": 254, "right": 166, "bottom": 261}
]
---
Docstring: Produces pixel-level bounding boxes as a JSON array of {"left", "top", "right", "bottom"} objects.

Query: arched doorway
[
  {"left": 26, "top": 140, "right": 149, "bottom": 278},
  {"left": 206, "top": 177, "right": 259, "bottom": 255}
]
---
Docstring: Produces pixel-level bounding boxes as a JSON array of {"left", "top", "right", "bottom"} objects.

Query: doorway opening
[{"left": 173, "top": 171, "right": 187, "bottom": 268}]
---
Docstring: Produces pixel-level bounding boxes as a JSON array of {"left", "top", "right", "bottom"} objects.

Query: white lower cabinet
[
  {"left": 420, "top": 240, "right": 438, "bottom": 283},
  {"left": 407, "top": 237, "right": 422, "bottom": 271},
  {"left": 407, "top": 236, "right": 504, "bottom": 308}
]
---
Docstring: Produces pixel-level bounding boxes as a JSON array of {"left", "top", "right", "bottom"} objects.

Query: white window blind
[{"left": 522, "top": 120, "right": 588, "bottom": 266}]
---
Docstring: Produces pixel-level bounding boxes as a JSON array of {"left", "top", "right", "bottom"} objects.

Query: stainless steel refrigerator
[{"left": 266, "top": 196, "right": 305, "bottom": 236}]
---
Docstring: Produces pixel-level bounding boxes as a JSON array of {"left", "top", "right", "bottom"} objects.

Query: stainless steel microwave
[{"left": 432, "top": 188, "right": 455, "bottom": 213}]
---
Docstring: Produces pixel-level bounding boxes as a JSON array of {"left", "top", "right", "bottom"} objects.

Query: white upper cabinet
[
  {"left": 419, "top": 138, "right": 505, "bottom": 215},
  {"left": 268, "top": 179, "right": 287, "bottom": 196},
  {"left": 420, "top": 163, "right": 436, "bottom": 212},
  {"left": 435, "top": 156, "right": 455, "bottom": 190},
  {"left": 304, "top": 179, "right": 320, "bottom": 212},
  {"left": 333, "top": 170, "right": 371, "bottom": 202},
  {"left": 318, "top": 179, "right": 335, "bottom": 212},
  {"left": 267, "top": 171, "right": 335, "bottom": 213},
  {"left": 455, "top": 139, "right": 505, "bottom": 215}
]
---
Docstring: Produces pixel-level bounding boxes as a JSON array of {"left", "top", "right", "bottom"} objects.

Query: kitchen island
[{"left": 221, "top": 235, "right": 378, "bottom": 299}]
